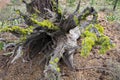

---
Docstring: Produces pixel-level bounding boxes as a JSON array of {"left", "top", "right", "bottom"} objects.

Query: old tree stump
[{"left": 0, "top": 0, "right": 114, "bottom": 80}]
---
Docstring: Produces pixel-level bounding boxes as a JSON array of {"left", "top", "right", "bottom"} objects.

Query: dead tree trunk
[
  {"left": 21, "top": 5, "right": 98, "bottom": 79},
  {"left": 22, "top": 0, "right": 61, "bottom": 19},
  {"left": 0, "top": 0, "right": 98, "bottom": 80}
]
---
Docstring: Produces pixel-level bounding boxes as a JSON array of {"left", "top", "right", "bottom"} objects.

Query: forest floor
[{"left": 0, "top": 11, "right": 120, "bottom": 80}]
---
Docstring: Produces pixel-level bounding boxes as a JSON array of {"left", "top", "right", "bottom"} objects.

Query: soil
[
  {"left": 0, "top": 0, "right": 11, "bottom": 9},
  {"left": 0, "top": 12, "right": 120, "bottom": 80}
]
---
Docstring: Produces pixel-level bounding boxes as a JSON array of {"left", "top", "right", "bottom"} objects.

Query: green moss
[
  {"left": 51, "top": 0, "right": 62, "bottom": 18},
  {"left": 0, "top": 26, "right": 34, "bottom": 42},
  {"left": 20, "top": 36, "right": 27, "bottom": 42},
  {"left": 0, "top": 26, "right": 33, "bottom": 35},
  {"left": 57, "top": 8, "right": 62, "bottom": 15},
  {"left": 56, "top": 67, "right": 60, "bottom": 72},
  {"left": 0, "top": 42, "right": 4, "bottom": 50},
  {"left": 15, "top": 10, "right": 20, "bottom": 15},
  {"left": 31, "top": 18, "right": 60, "bottom": 30},
  {"left": 54, "top": 57, "right": 59, "bottom": 63},
  {"left": 73, "top": 16, "right": 79, "bottom": 25},
  {"left": 50, "top": 57, "right": 60, "bottom": 72},
  {"left": 81, "top": 31, "right": 97, "bottom": 56},
  {"left": 98, "top": 35, "right": 115, "bottom": 54},
  {"left": 86, "top": 24, "right": 104, "bottom": 34},
  {"left": 81, "top": 24, "right": 115, "bottom": 56},
  {"left": 50, "top": 61, "right": 55, "bottom": 65},
  {"left": 94, "top": 24, "right": 104, "bottom": 34},
  {"left": 31, "top": 14, "right": 38, "bottom": 19},
  {"left": 83, "top": 31, "right": 98, "bottom": 40}
]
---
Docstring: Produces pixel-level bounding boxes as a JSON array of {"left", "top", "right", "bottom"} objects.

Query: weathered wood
[{"left": 20, "top": 5, "right": 98, "bottom": 79}]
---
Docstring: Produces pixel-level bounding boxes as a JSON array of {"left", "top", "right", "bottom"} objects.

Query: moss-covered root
[
  {"left": 44, "top": 41, "right": 65, "bottom": 80},
  {"left": 44, "top": 59, "right": 61, "bottom": 80}
]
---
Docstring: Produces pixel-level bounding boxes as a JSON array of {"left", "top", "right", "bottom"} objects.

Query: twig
[
  {"left": 7, "top": 16, "right": 21, "bottom": 21},
  {"left": 75, "top": 66, "right": 107, "bottom": 71},
  {"left": 0, "top": 38, "right": 6, "bottom": 42}
]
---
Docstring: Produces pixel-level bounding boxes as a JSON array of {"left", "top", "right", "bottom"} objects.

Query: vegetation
[
  {"left": 81, "top": 24, "right": 114, "bottom": 56},
  {"left": 0, "top": 42, "right": 4, "bottom": 50}
]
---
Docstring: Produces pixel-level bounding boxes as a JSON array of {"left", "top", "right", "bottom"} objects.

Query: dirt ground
[
  {"left": 0, "top": 0, "right": 11, "bottom": 9},
  {"left": 0, "top": 12, "right": 120, "bottom": 80}
]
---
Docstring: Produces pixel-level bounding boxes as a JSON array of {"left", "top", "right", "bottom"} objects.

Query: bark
[{"left": 22, "top": 0, "right": 60, "bottom": 19}]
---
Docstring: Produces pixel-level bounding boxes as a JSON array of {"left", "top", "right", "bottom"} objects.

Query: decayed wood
[
  {"left": 0, "top": 1, "right": 98, "bottom": 79},
  {"left": 20, "top": 5, "right": 98, "bottom": 79},
  {"left": 42, "top": 7, "right": 98, "bottom": 80},
  {"left": 43, "top": 26, "right": 80, "bottom": 80}
]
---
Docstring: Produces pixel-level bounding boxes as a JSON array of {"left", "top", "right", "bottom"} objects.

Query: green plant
[
  {"left": 31, "top": 18, "right": 60, "bottom": 30},
  {"left": 106, "top": 0, "right": 120, "bottom": 6},
  {"left": 81, "top": 31, "right": 97, "bottom": 56},
  {"left": 98, "top": 35, "right": 114, "bottom": 54},
  {"left": 50, "top": 57, "right": 60, "bottom": 72},
  {"left": 0, "top": 26, "right": 34, "bottom": 42},
  {"left": 90, "top": 0, "right": 95, "bottom": 6},
  {"left": 0, "top": 42, "right": 4, "bottom": 50},
  {"left": 0, "top": 26, "right": 33, "bottom": 35},
  {"left": 67, "top": 0, "right": 76, "bottom": 6},
  {"left": 106, "top": 14, "right": 116, "bottom": 21},
  {"left": 81, "top": 24, "right": 115, "bottom": 56}
]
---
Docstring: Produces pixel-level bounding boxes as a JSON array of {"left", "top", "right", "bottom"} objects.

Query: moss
[
  {"left": 15, "top": 10, "right": 20, "bottom": 15},
  {"left": 50, "top": 61, "right": 55, "bottom": 65},
  {"left": 0, "top": 26, "right": 34, "bottom": 42},
  {"left": 56, "top": 67, "right": 60, "bottom": 72},
  {"left": 98, "top": 35, "right": 115, "bottom": 54},
  {"left": 83, "top": 31, "right": 98, "bottom": 40},
  {"left": 86, "top": 24, "right": 104, "bottom": 34},
  {"left": 51, "top": 0, "right": 61, "bottom": 12},
  {"left": 0, "top": 26, "right": 33, "bottom": 35},
  {"left": 31, "top": 14, "right": 38, "bottom": 19},
  {"left": 94, "top": 24, "right": 104, "bottom": 34},
  {"left": 20, "top": 36, "right": 27, "bottom": 42},
  {"left": 81, "top": 31, "right": 97, "bottom": 56},
  {"left": 54, "top": 57, "right": 59, "bottom": 63},
  {"left": 31, "top": 18, "right": 60, "bottom": 30},
  {"left": 57, "top": 8, "right": 62, "bottom": 15},
  {"left": 81, "top": 24, "right": 115, "bottom": 56},
  {"left": 0, "top": 42, "right": 4, "bottom": 50},
  {"left": 73, "top": 16, "right": 79, "bottom": 25},
  {"left": 49, "top": 57, "right": 60, "bottom": 72}
]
